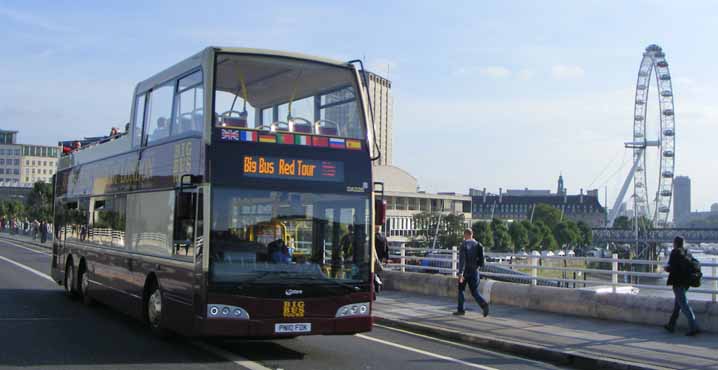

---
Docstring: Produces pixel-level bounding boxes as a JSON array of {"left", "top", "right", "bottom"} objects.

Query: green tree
[
  {"left": 471, "top": 221, "right": 493, "bottom": 248},
  {"left": 554, "top": 221, "right": 580, "bottom": 249},
  {"left": 411, "top": 212, "right": 466, "bottom": 249},
  {"left": 532, "top": 203, "right": 562, "bottom": 229},
  {"left": 521, "top": 220, "right": 542, "bottom": 251},
  {"left": 613, "top": 216, "right": 631, "bottom": 229},
  {"left": 26, "top": 181, "right": 53, "bottom": 222},
  {"left": 536, "top": 221, "right": 558, "bottom": 251},
  {"left": 490, "top": 218, "right": 512, "bottom": 252},
  {"left": 576, "top": 221, "right": 593, "bottom": 246},
  {"left": 508, "top": 221, "right": 529, "bottom": 253},
  {"left": 6, "top": 200, "right": 25, "bottom": 219}
]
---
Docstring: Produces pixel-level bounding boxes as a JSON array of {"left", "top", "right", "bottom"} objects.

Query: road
[{"left": 0, "top": 238, "right": 563, "bottom": 370}]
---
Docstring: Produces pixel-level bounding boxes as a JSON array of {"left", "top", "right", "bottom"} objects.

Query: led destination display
[{"left": 242, "top": 156, "right": 344, "bottom": 182}]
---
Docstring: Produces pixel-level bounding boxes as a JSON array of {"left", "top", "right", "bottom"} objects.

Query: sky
[{"left": 1, "top": 0, "right": 718, "bottom": 212}]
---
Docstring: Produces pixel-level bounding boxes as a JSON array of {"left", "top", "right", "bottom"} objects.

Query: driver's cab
[{"left": 212, "top": 52, "right": 365, "bottom": 141}]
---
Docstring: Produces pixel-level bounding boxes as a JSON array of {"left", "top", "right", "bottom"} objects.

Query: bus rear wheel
[
  {"left": 64, "top": 261, "right": 77, "bottom": 299},
  {"left": 146, "top": 281, "right": 169, "bottom": 337}
]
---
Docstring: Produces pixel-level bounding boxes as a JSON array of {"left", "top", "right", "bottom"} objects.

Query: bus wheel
[
  {"left": 79, "top": 264, "right": 93, "bottom": 306},
  {"left": 146, "top": 281, "right": 168, "bottom": 337},
  {"left": 64, "top": 261, "right": 77, "bottom": 299}
]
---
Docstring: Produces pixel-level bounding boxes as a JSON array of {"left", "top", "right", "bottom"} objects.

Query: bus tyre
[
  {"left": 146, "top": 281, "right": 169, "bottom": 337},
  {"left": 79, "top": 265, "right": 93, "bottom": 306},
  {"left": 64, "top": 261, "right": 77, "bottom": 299}
]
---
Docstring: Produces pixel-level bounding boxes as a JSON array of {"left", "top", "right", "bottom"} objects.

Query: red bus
[{"left": 51, "top": 47, "right": 383, "bottom": 337}]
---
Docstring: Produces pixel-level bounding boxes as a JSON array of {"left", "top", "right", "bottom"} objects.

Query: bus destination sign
[{"left": 242, "top": 156, "right": 344, "bottom": 182}]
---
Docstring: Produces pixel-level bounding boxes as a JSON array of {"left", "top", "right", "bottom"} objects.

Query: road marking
[
  {"left": 0, "top": 255, "right": 54, "bottom": 283},
  {"left": 373, "top": 323, "right": 550, "bottom": 366},
  {"left": 356, "top": 333, "right": 501, "bottom": 370},
  {"left": 1, "top": 239, "right": 51, "bottom": 255},
  {"left": 192, "top": 341, "right": 272, "bottom": 370}
]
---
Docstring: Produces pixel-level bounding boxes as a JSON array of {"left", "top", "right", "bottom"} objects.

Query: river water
[{"left": 635, "top": 252, "right": 717, "bottom": 301}]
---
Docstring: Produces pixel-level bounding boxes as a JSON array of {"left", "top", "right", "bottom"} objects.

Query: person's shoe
[
  {"left": 452, "top": 310, "right": 466, "bottom": 316},
  {"left": 664, "top": 324, "right": 675, "bottom": 333},
  {"left": 481, "top": 303, "right": 489, "bottom": 318},
  {"left": 686, "top": 328, "right": 701, "bottom": 336}
]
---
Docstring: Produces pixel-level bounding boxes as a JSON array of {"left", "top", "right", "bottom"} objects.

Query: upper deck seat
[
  {"left": 221, "top": 117, "right": 248, "bottom": 127},
  {"left": 292, "top": 122, "right": 313, "bottom": 133}
]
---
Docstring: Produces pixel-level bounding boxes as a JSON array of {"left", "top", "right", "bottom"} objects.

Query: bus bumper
[{"left": 196, "top": 315, "right": 372, "bottom": 337}]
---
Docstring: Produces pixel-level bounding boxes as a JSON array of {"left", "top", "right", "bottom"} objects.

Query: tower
[{"left": 557, "top": 174, "right": 566, "bottom": 196}]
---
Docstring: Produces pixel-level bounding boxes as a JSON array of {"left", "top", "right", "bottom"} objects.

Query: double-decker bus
[{"left": 50, "top": 47, "right": 384, "bottom": 337}]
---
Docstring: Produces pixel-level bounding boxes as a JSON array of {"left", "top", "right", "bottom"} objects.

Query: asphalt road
[{"left": 0, "top": 238, "right": 564, "bottom": 370}]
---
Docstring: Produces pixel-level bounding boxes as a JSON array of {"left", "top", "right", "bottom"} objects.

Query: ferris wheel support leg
[{"left": 607, "top": 152, "right": 644, "bottom": 226}]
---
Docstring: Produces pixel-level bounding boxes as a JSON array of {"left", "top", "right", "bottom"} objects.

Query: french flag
[{"left": 240, "top": 131, "right": 257, "bottom": 142}]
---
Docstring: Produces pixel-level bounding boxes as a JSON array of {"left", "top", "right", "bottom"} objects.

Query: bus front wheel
[
  {"left": 64, "top": 260, "right": 77, "bottom": 299},
  {"left": 78, "top": 263, "right": 93, "bottom": 306}
]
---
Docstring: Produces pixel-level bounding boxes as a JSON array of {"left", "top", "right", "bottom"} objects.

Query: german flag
[{"left": 259, "top": 134, "right": 277, "bottom": 143}]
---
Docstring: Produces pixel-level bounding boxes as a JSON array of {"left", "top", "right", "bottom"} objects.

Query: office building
[
  {"left": 673, "top": 176, "right": 691, "bottom": 226},
  {"left": 0, "top": 130, "right": 59, "bottom": 187},
  {"left": 366, "top": 72, "right": 393, "bottom": 166}
]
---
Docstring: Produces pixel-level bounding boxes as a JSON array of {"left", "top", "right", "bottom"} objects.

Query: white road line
[
  {"left": 0, "top": 252, "right": 270, "bottom": 370},
  {"left": 356, "top": 333, "right": 501, "bottom": 370},
  {"left": 373, "top": 323, "right": 550, "bottom": 367},
  {"left": 0, "top": 255, "right": 54, "bottom": 283},
  {"left": 1, "top": 239, "right": 51, "bottom": 255},
  {"left": 192, "top": 341, "right": 272, "bottom": 370}
]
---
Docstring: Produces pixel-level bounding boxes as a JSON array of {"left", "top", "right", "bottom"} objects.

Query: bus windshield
[
  {"left": 209, "top": 187, "right": 371, "bottom": 286},
  {"left": 214, "top": 53, "right": 365, "bottom": 140}
]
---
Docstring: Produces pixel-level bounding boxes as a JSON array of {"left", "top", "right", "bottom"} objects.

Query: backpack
[{"left": 685, "top": 253, "right": 703, "bottom": 288}]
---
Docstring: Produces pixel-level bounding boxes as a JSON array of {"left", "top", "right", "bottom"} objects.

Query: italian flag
[{"left": 295, "top": 135, "right": 310, "bottom": 146}]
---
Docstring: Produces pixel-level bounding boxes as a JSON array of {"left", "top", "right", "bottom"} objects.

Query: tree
[
  {"left": 508, "top": 221, "right": 529, "bottom": 253},
  {"left": 411, "top": 212, "right": 466, "bottom": 249},
  {"left": 532, "top": 203, "right": 562, "bottom": 229},
  {"left": 471, "top": 221, "right": 493, "bottom": 248},
  {"left": 613, "top": 216, "right": 631, "bottom": 229},
  {"left": 521, "top": 220, "right": 542, "bottom": 251},
  {"left": 490, "top": 218, "right": 512, "bottom": 252},
  {"left": 576, "top": 221, "right": 593, "bottom": 246},
  {"left": 26, "top": 181, "right": 53, "bottom": 222},
  {"left": 554, "top": 221, "right": 580, "bottom": 249},
  {"left": 536, "top": 221, "right": 558, "bottom": 251}
]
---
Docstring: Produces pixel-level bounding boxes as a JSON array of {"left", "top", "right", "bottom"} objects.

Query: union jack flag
[{"left": 221, "top": 129, "right": 240, "bottom": 141}]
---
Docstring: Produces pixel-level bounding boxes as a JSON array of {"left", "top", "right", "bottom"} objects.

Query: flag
[
  {"left": 221, "top": 129, "right": 240, "bottom": 141},
  {"left": 239, "top": 130, "right": 256, "bottom": 142},
  {"left": 277, "top": 133, "right": 293, "bottom": 144},
  {"left": 294, "top": 135, "right": 310, "bottom": 146},
  {"left": 329, "top": 137, "right": 345, "bottom": 149},
  {"left": 259, "top": 134, "right": 277, "bottom": 143},
  {"left": 346, "top": 139, "right": 362, "bottom": 150},
  {"left": 312, "top": 136, "right": 329, "bottom": 147}
]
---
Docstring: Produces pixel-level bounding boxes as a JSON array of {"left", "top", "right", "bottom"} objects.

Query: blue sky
[{"left": 2, "top": 0, "right": 718, "bottom": 211}]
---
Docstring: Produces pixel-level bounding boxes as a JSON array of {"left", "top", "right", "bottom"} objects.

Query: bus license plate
[{"left": 275, "top": 323, "right": 311, "bottom": 333}]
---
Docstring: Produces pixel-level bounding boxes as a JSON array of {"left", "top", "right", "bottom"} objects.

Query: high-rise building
[
  {"left": 0, "top": 130, "right": 59, "bottom": 188},
  {"left": 673, "top": 176, "right": 691, "bottom": 226},
  {"left": 366, "top": 72, "right": 393, "bottom": 166}
]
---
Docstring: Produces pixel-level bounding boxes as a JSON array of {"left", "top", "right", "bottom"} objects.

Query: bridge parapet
[{"left": 592, "top": 228, "right": 718, "bottom": 244}]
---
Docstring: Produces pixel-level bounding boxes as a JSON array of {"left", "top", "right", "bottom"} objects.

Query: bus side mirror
[{"left": 375, "top": 199, "right": 386, "bottom": 226}]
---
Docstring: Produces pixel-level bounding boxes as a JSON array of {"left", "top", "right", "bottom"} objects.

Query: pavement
[
  {"left": 0, "top": 234, "right": 564, "bottom": 370},
  {"left": 373, "top": 291, "right": 718, "bottom": 370}
]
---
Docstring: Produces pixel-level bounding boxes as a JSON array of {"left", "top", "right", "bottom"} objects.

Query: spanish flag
[{"left": 346, "top": 139, "right": 362, "bottom": 150}]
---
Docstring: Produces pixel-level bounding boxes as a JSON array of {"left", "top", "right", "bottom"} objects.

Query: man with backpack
[
  {"left": 664, "top": 236, "right": 701, "bottom": 336},
  {"left": 453, "top": 228, "right": 489, "bottom": 317}
]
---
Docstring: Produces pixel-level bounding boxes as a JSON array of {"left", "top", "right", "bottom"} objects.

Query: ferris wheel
[{"left": 608, "top": 44, "right": 676, "bottom": 228}]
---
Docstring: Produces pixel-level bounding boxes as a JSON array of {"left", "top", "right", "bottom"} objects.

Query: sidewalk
[
  {"left": 374, "top": 290, "right": 718, "bottom": 370},
  {"left": 0, "top": 232, "right": 52, "bottom": 249}
]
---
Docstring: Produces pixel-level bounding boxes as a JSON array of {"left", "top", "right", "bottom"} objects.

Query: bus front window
[{"left": 209, "top": 187, "right": 370, "bottom": 285}]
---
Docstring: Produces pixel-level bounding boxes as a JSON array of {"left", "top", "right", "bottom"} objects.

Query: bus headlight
[
  {"left": 335, "top": 302, "right": 370, "bottom": 318},
  {"left": 207, "top": 304, "right": 249, "bottom": 320}
]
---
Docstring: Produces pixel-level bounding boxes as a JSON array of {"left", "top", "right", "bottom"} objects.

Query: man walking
[
  {"left": 664, "top": 236, "right": 700, "bottom": 336},
  {"left": 454, "top": 228, "right": 489, "bottom": 317}
]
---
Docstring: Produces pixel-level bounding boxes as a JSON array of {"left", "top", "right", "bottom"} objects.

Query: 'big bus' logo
[{"left": 283, "top": 301, "right": 305, "bottom": 318}]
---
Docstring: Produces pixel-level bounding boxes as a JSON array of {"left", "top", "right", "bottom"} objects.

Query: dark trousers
[
  {"left": 669, "top": 286, "right": 698, "bottom": 331},
  {"left": 458, "top": 272, "right": 487, "bottom": 312}
]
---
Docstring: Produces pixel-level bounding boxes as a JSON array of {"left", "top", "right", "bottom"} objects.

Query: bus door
[
  {"left": 312, "top": 201, "right": 364, "bottom": 279},
  {"left": 166, "top": 184, "right": 203, "bottom": 331}
]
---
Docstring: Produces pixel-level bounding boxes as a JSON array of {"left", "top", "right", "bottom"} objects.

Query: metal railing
[{"left": 386, "top": 245, "right": 718, "bottom": 302}]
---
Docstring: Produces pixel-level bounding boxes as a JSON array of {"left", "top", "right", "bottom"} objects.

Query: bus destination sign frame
[{"left": 242, "top": 156, "right": 344, "bottom": 183}]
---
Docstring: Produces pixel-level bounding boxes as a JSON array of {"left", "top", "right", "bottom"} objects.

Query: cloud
[
  {"left": 478, "top": 66, "right": 512, "bottom": 79},
  {"left": 517, "top": 69, "right": 533, "bottom": 81},
  {"left": 551, "top": 64, "right": 585, "bottom": 80}
]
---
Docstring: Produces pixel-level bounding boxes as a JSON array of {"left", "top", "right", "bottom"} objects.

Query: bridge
[{"left": 592, "top": 227, "right": 718, "bottom": 244}]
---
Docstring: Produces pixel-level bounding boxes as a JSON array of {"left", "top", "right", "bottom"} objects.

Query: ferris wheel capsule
[{"left": 661, "top": 90, "right": 672, "bottom": 97}]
